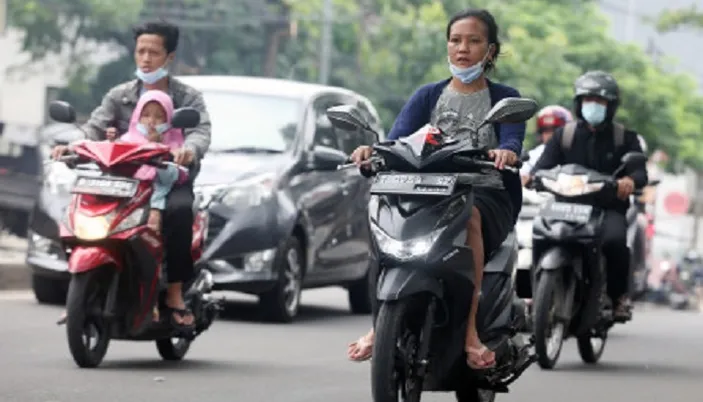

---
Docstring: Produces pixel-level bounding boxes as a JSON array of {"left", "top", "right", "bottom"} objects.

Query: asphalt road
[{"left": 0, "top": 288, "right": 702, "bottom": 402}]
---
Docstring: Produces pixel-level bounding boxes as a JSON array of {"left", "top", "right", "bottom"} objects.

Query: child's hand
[{"left": 105, "top": 127, "right": 118, "bottom": 141}]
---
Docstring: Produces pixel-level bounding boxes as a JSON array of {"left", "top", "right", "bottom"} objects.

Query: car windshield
[{"left": 200, "top": 91, "right": 302, "bottom": 153}]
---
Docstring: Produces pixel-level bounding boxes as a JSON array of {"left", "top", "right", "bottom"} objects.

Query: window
[{"left": 199, "top": 90, "right": 303, "bottom": 152}]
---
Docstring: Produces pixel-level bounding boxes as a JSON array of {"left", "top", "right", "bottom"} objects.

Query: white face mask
[{"left": 581, "top": 101, "right": 607, "bottom": 125}]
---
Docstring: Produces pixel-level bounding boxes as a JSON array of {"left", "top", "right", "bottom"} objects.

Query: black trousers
[
  {"left": 162, "top": 182, "right": 195, "bottom": 284},
  {"left": 601, "top": 210, "right": 629, "bottom": 301}
]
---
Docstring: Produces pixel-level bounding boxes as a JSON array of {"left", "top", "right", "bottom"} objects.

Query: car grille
[{"left": 204, "top": 213, "right": 227, "bottom": 249}]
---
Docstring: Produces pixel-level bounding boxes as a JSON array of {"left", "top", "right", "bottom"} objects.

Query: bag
[{"left": 561, "top": 121, "right": 624, "bottom": 151}]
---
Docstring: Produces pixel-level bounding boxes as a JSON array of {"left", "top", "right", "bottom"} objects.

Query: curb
[{"left": 0, "top": 263, "right": 31, "bottom": 290}]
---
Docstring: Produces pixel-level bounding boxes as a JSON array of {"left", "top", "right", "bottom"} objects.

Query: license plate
[
  {"left": 72, "top": 175, "right": 138, "bottom": 198},
  {"left": 540, "top": 202, "right": 593, "bottom": 223},
  {"left": 370, "top": 173, "right": 457, "bottom": 196}
]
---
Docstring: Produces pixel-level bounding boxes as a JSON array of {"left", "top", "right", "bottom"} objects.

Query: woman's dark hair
[
  {"left": 446, "top": 9, "right": 501, "bottom": 72},
  {"left": 133, "top": 20, "right": 180, "bottom": 54}
]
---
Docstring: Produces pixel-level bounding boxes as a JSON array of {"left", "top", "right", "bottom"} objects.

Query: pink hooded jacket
[{"left": 120, "top": 90, "right": 187, "bottom": 183}]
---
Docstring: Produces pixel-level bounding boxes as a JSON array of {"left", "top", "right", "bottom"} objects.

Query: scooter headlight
[
  {"left": 73, "top": 212, "right": 112, "bottom": 240},
  {"left": 370, "top": 223, "right": 444, "bottom": 262}
]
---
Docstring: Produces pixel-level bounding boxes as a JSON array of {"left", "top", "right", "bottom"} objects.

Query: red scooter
[{"left": 48, "top": 101, "right": 220, "bottom": 368}]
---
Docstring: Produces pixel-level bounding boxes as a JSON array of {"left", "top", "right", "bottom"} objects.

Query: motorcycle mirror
[
  {"left": 326, "top": 105, "right": 372, "bottom": 132},
  {"left": 621, "top": 151, "right": 647, "bottom": 168},
  {"left": 171, "top": 107, "right": 201, "bottom": 129},
  {"left": 520, "top": 149, "right": 531, "bottom": 162},
  {"left": 49, "top": 101, "right": 77, "bottom": 124},
  {"left": 480, "top": 97, "right": 539, "bottom": 126}
]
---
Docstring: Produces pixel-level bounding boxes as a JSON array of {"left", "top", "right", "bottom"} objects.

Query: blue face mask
[
  {"left": 135, "top": 65, "right": 169, "bottom": 85},
  {"left": 448, "top": 46, "right": 493, "bottom": 84},
  {"left": 136, "top": 122, "right": 170, "bottom": 137},
  {"left": 581, "top": 101, "right": 607, "bottom": 126}
]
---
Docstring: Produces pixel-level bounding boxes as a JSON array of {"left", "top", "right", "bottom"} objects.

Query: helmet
[
  {"left": 536, "top": 105, "right": 573, "bottom": 134},
  {"left": 573, "top": 70, "right": 620, "bottom": 122}
]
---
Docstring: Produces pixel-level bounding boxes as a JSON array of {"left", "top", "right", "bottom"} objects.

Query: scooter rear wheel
[
  {"left": 156, "top": 338, "right": 191, "bottom": 361},
  {"left": 65, "top": 271, "right": 111, "bottom": 368}
]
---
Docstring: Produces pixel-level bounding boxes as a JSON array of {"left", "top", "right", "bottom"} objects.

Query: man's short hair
[{"left": 133, "top": 20, "right": 180, "bottom": 54}]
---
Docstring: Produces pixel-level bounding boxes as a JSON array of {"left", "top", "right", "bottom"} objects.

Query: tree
[{"left": 656, "top": 5, "right": 703, "bottom": 32}]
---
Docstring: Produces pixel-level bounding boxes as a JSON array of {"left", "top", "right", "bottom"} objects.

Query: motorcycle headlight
[
  {"left": 72, "top": 211, "right": 113, "bottom": 240},
  {"left": 370, "top": 222, "right": 444, "bottom": 262},
  {"left": 43, "top": 161, "right": 77, "bottom": 195},
  {"left": 541, "top": 174, "right": 604, "bottom": 197},
  {"left": 195, "top": 173, "right": 276, "bottom": 209}
]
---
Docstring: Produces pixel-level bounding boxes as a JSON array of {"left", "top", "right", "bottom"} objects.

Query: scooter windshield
[{"left": 397, "top": 124, "right": 458, "bottom": 158}]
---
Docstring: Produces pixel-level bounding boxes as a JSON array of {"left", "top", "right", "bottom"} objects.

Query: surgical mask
[
  {"left": 581, "top": 102, "right": 607, "bottom": 126},
  {"left": 136, "top": 122, "right": 170, "bottom": 137},
  {"left": 448, "top": 46, "right": 493, "bottom": 84},
  {"left": 135, "top": 65, "right": 169, "bottom": 85}
]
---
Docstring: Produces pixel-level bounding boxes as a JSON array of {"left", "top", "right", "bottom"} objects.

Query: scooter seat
[{"left": 484, "top": 231, "right": 517, "bottom": 276}]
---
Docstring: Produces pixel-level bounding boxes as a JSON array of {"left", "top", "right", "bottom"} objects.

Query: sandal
[
  {"left": 56, "top": 311, "right": 68, "bottom": 326},
  {"left": 164, "top": 306, "right": 195, "bottom": 331},
  {"left": 466, "top": 345, "right": 496, "bottom": 369},
  {"left": 347, "top": 334, "right": 374, "bottom": 362}
]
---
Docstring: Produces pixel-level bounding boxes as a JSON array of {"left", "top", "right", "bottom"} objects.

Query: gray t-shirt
[{"left": 431, "top": 86, "right": 502, "bottom": 188}]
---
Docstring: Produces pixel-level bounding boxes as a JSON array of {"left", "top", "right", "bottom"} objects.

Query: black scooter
[
  {"left": 326, "top": 97, "right": 538, "bottom": 402},
  {"left": 523, "top": 153, "right": 647, "bottom": 369}
]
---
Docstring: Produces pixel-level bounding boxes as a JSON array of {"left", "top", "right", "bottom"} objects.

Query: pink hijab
[{"left": 120, "top": 90, "right": 187, "bottom": 182}]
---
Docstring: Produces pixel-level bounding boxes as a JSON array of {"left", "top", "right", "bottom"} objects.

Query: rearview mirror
[
  {"left": 520, "top": 149, "right": 530, "bottom": 162},
  {"left": 326, "top": 105, "right": 371, "bottom": 132},
  {"left": 482, "top": 97, "right": 539, "bottom": 126},
  {"left": 621, "top": 152, "right": 647, "bottom": 168},
  {"left": 311, "top": 145, "right": 347, "bottom": 171},
  {"left": 49, "top": 101, "right": 77, "bottom": 124},
  {"left": 172, "top": 107, "right": 200, "bottom": 129}
]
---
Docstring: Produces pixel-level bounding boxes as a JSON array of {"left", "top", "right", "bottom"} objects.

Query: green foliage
[{"left": 7, "top": 0, "right": 703, "bottom": 168}]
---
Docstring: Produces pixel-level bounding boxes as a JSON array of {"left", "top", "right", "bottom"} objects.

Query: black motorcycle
[
  {"left": 525, "top": 153, "right": 647, "bottom": 369},
  {"left": 326, "top": 97, "right": 538, "bottom": 402}
]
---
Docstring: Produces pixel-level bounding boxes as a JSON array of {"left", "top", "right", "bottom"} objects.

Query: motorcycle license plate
[
  {"left": 72, "top": 175, "right": 138, "bottom": 198},
  {"left": 370, "top": 173, "right": 457, "bottom": 196},
  {"left": 540, "top": 201, "right": 593, "bottom": 223}
]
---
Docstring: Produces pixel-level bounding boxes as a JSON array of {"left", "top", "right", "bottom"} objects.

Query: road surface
[{"left": 0, "top": 289, "right": 701, "bottom": 402}]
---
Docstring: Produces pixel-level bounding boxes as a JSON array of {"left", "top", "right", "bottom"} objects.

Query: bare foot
[
  {"left": 166, "top": 297, "right": 194, "bottom": 327},
  {"left": 347, "top": 329, "right": 374, "bottom": 362},
  {"left": 56, "top": 310, "right": 67, "bottom": 325},
  {"left": 148, "top": 209, "right": 161, "bottom": 233}
]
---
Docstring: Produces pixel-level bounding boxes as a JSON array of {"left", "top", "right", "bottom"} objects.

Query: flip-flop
[
  {"left": 164, "top": 306, "right": 195, "bottom": 332},
  {"left": 56, "top": 311, "right": 67, "bottom": 326},
  {"left": 347, "top": 335, "right": 373, "bottom": 362},
  {"left": 466, "top": 345, "right": 496, "bottom": 369}
]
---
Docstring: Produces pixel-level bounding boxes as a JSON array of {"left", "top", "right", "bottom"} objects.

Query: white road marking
[{"left": 0, "top": 290, "right": 34, "bottom": 301}]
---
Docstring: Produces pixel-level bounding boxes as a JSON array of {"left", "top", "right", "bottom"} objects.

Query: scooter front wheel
[
  {"left": 65, "top": 270, "right": 111, "bottom": 368},
  {"left": 372, "top": 298, "right": 426, "bottom": 402}
]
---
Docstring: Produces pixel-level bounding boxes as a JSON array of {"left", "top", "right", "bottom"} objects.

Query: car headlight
[
  {"left": 370, "top": 222, "right": 444, "bottom": 262},
  {"left": 541, "top": 173, "right": 604, "bottom": 197},
  {"left": 44, "top": 161, "right": 77, "bottom": 195},
  {"left": 195, "top": 173, "right": 276, "bottom": 209},
  {"left": 516, "top": 219, "right": 533, "bottom": 248}
]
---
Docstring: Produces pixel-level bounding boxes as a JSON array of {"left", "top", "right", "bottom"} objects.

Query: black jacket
[{"left": 531, "top": 120, "right": 648, "bottom": 213}]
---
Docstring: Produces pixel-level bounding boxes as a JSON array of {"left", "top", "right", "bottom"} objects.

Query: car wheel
[
  {"left": 348, "top": 267, "right": 373, "bottom": 315},
  {"left": 259, "top": 237, "right": 304, "bottom": 323},
  {"left": 32, "top": 274, "right": 68, "bottom": 305}
]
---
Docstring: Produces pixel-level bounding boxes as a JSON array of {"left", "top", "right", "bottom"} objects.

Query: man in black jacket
[{"left": 529, "top": 71, "right": 648, "bottom": 320}]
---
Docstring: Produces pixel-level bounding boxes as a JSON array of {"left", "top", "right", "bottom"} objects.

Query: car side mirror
[
  {"left": 48, "top": 101, "right": 77, "bottom": 124},
  {"left": 311, "top": 145, "right": 347, "bottom": 171},
  {"left": 171, "top": 107, "right": 200, "bottom": 129}
]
